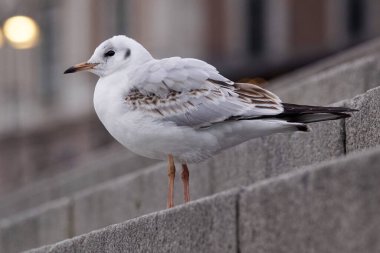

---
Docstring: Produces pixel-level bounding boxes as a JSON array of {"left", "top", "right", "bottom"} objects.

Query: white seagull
[{"left": 64, "top": 35, "right": 356, "bottom": 208}]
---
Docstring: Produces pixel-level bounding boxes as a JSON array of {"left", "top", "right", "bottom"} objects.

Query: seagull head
[{"left": 64, "top": 35, "right": 153, "bottom": 77}]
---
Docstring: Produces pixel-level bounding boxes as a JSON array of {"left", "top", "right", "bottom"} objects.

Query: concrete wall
[
  {"left": 23, "top": 146, "right": 380, "bottom": 253},
  {"left": 0, "top": 116, "right": 113, "bottom": 197}
]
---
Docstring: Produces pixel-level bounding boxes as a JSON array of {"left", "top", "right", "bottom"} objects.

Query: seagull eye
[{"left": 104, "top": 50, "right": 115, "bottom": 57}]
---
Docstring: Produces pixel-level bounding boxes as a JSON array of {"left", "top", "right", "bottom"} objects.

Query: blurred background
[{"left": 1, "top": 0, "right": 380, "bottom": 197}]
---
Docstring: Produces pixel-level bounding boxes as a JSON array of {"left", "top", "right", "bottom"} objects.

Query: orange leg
[
  {"left": 167, "top": 154, "right": 176, "bottom": 208},
  {"left": 181, "top": 163, "right": 190, "bottom": 203}
]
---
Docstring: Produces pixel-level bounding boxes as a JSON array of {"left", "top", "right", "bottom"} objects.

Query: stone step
[
  {"left": 2, "top": 83, "right": 379, "bottom": 253},
  {"left": 271, "top": 37, "right": 380, "bottom": 88},
  {"left": 266, "top": 39, "right": 380, "bottom": 105},
  {"left": 0, "top": 116, "right": 113, "bottom": 197},
  {"left": 0, "top": 145, "right": 155, "bottom": 219},
  {"left": 268, "top": 37, "right": 380, "bottom": 105},
  {"left": 22, "top": 143, "right": 380, "bottom": 253}
]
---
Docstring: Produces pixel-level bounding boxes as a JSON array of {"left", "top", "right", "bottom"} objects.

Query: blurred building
[{"left": 0, "top": 0, "right": 380, "bottom": 194}]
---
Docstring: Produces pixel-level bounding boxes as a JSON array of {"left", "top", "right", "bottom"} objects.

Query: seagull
[{"left": 64, "top": 35, "right": 356, "bottom": 208}]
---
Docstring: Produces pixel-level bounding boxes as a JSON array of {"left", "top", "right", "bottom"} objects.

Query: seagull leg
[
  {"left": 167, "top": 154, "right": 176, "bottom": 208},
  {"left": 181, "top": 163, "right": 190, "bottom": 203}
]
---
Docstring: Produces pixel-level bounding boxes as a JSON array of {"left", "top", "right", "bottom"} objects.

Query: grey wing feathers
[
  {"left": 130, "top": 57, "right": 233, "bottom": 96},
  {"left": 126, "top": 57, "right": 285, "bottom": 128}
]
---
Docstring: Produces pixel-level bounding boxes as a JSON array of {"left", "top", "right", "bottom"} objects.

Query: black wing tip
[
  {"left": 286, "top": 112, "right": 353, "bottom": 124},
  {"left": 281, "top": 103, "right": 358, "bottom": 114},
  {"left": 335, "top": 112, "right": 353, "bottom": 118},
  {"left": 296, "top": 124, "right": 310, "bottom": 132},
  {"left": 64, "top": 66, "right": 76, "bottom": 74},
  {"left": 330, "top": 107, "right": 358, "bottom": 113}
]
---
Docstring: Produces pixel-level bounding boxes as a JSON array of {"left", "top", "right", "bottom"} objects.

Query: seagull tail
[{"left": 279, "top": 103, "right": 357, "bottom": 124}]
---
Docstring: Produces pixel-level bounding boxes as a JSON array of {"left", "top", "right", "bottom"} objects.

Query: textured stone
[
  {"left": 268, "top": 37, "right": 380, "bottom": 91},
  {"left": 0, "top": 147, "right": 155, "bottom": 219},
  {"left": 25, "top": 147, "right": 380, "bottom": 253},
  {"left": 0, "top": 198, "right": 71, "bottom": 253},
  {"left": 239, "top": 147, "right": 380, "bottom": 253},
  {"left": 72, "top": 160, "right": 212, "bottom": 236},
  {"left": 0, "top": 161, "right": 211, "bottom": 252},
  {"left": 210, "top": 117, "right": 344, "bottom": 193},
  {"left": 29, "top": 190, "right": 238, "bottom": 253},
  {"left": 345, "top": 86, "right": 380, "bottom": 153},
  {"left": 22, "top": 245, "right": 52, "bottom": 253},
  {"left": 0, "top": 116, "right": 113, "bottom": 197},
  {"left": 269, "top": 55, "right": 380, "bottom": 105}
]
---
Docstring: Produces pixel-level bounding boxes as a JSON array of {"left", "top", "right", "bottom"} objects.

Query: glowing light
[
  {"left": 3, "top": 16, "right": 40, "bottom": 49},
  {"left": 0, "top": 28, "right": 4, "bottom": 48}
]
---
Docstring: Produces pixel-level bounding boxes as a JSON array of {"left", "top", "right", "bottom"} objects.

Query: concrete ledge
[
  {"left": 345, "top": 86, "right": 380, "bottom": 153},
  {"left": 269, "top": 37, "right": 380, "bottom": 89},
  {"left": 0, "top": 162, "right": 213, "bottom": 253},
  {"left": 269, "top": 55, "right": 380, "bottom": 105},
  {"left": 239, "top": 146, "right": 380, "bottom": 253},
  {"left": 268, "top": 37, "right": 380, "bottom": 103},
  {"left": 25, "top": 146, "right": 380, "bottom": 253},
  {"left": 0, "top": 146, "right": 155, "bottom": 219},
  {"left": 0, "top": 115, "right": 113, "bottom": 197},
  {"left": 25, "top": 190, "right": 239, "bottom": 253},
  {"left": 0, "top": 198, "right": 71, "bottom": 253},
  {"left": 70, "top": 161, "right": 212, "bottom": 235}
]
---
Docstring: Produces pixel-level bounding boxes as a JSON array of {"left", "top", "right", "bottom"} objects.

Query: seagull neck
[{"left": 135, "top": 55, "right": 154, "bottom": 66}]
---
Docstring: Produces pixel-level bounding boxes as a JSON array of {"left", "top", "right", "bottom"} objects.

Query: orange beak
[{"left": 64, "top": 62, "right": 99, "bottom": 74}]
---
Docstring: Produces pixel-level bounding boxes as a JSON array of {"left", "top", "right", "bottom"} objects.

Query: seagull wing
[{"left": 126, "top": 57, "right": 284, "bottom": 128}]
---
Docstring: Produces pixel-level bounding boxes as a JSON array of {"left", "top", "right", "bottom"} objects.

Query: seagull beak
[{"left": 64, "top": 62, "right": 99, "bottom": 74}]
